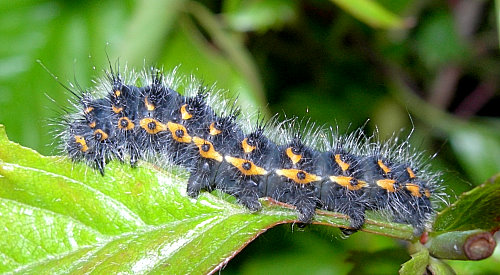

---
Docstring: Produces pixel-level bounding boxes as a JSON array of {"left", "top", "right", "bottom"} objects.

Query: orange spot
[
  {"left": 181, "top": 104, "right": 192, "bottom": 120},
  {"left": 286, "top": 147, "right": 301, "bottom": 164},
  {"left": 140, "top": 118, "right": 167, "bottom": 134},
  {"left": 424, "top": 189, "right": 431, "bottom": 198},
  {"left": 94, "top": 129, "right": 109, "bottom": 141},
  {"left": 89, "top": 121, "right": 96, "bottom": 128},
  {"left": 118, "top": 117, "right": 135, "bottom": 130},
  {"left": 144, "top": 97, "right": 155, "bottom": 111},
  {"left": 112, "top": 105, "right": 123, "bottom": 114},
  {"left": 329, "top": 176, "right": 367, "bottom": 191},
  {"left": 275, "top": 169, "right": 321, "bottom": 184},
  {"left": 84, "top": 106, "right": 94, "bottom": 114},
  {"left": 74, "top": 135, "right": 88, "bottom": 152},
  {"left": 377, "top": 160, "right": 391, "bottom": 174},
  {"left": 166, "top": 122, "right": 192, "bottom": 143},
  {"left": 405, "top": 183, "right": 422, "bottom": 197},
  {"left": 407, "top": 167, "right": 416, "bottom": 179},
  {"left": 209, "top": 122, "right": 222, "bottom": 136},
  {"left": 193, "top": 137, "right": 223, "bottom": 162},
  {"left": 335, "top": 154, "right": 350, "bottom": 172},
  {"left": 241, "top": 138, "right": 256, "bottom": 153},
  {"left": 114, "top": 90, "right": 121, "bottom": 97},
  {"left": 225, "top": 156, "right": 268, "bottom": 176},
  {"left": 376, "top": 179, "right": 396, "bottom": 192}
]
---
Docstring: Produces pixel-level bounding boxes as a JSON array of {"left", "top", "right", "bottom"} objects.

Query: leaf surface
[
  {"left": 399, "top": 248, "right": 429, "bottom": 275},
  {"left": 0, "top": 124, "right": 415, "bottom": 273},
  {"left": 433, "top": 174, "right": 500, "bottom": 232},
  {"left": 330, "top": 0, "right": 407, "bottom": 29}
]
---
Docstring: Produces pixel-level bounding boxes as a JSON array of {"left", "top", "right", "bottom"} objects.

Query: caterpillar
[{"left": 56, "top": 63, "right": 444, "bottom": 235}]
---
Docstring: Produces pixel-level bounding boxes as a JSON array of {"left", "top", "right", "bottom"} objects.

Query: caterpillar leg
[
  {"left": 236, "top": 180, "right": 261, "bottom": 212},
  {"left": 187, "top": 161, "right": 215, "bottom": 197},
  {"left": 339, "top": 207, "right": 366, "bottom": 235},
  {"left": 292, "top": 189, "right": 317, "bottom": 223},
  {"left": 347, "top": 204, "right": 366, "bottom": 230},
  {"left": 187, "top": 171, "right": 207, "bottom": 197},
  {"left": 296, "top": 201, "right": 316, "bottom": 223},
  {"left": 217, "top": 174, "right": 262, "bottom": 212}
]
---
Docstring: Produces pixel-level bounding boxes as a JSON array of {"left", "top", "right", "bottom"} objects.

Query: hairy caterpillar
[{"left": 56, "top": 63, "right": 444, "bottom": 235}]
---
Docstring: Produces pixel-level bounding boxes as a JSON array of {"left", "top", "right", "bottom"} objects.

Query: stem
[
  {"left": 263, "top": 199, "right": 417, "bottom": 241},
  {"left": 496, "top": 0, "right": 500, "bottom": 48},
  {"left": 426, "top": 230, "right": 497, "bottom": 260}
]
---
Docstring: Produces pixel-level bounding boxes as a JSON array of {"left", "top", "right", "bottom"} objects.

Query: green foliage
[
  {"left": 0, "top": 123, "right": 499, "bottom": 273},
  {"left": 450, "top": 128, "right": 500, "bottom": 184},
  {"left": 329, "top": 0, "right": 406, "bottom": 29},
  {"left": 225, "top": 0, "right": 298, "bottom": 32},
  {"left": 400, "top": 249, "right": 430, "bottom": 275},
  {"left": 0, "top": 125, "right": 292, "bottom": 273},
  {"left": 0, "top": 0, "right": 499, "bottom": 274},
  {"left": 0, "top": 125, "right": 415, "bottom": 273},
  {"left": 434, "top": 174, "right": 500, "bottom": 232},
  {"left": 415, "top": 11, "right": 469, "bottom": 69}
]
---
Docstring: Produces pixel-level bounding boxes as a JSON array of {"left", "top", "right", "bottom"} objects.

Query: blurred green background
[{"left": 0, "top": 0, "right": 499, "bottom": 273}]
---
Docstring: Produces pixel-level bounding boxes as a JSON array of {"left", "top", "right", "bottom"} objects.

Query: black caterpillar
[{"left": 57, "top": 64, "right": 444, "bottom": 235}]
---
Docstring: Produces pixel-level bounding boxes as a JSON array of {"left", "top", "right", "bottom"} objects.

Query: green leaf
[
  {"left": 329, "top": 0, "right": 407, "bottom": 29},
  {"left": 118, "top": 0, "right": 186, "bottom": 66},
  {"left": 0, "top": 124, "right": 417, "bottom": 273},
  {"left": 416, "top": 11, "right": 469, "bottom": 69},
  {"left": 427, "top": 257, "right": 456, "bottom": 275},
  {"left": 433, "top": 174, "right": 500, "bottom": 232},
  {"left": 224, "top": 0, "right": 297, "bottom": 32},
  {"left": 0, "top": 124, "right": 289, "bottom": 273},
  {"left": 449, "top": 127, "right": 500, "bottom": 184},
  {"left": 399, "top": 248, "right": 429, "bottom": 275}
]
